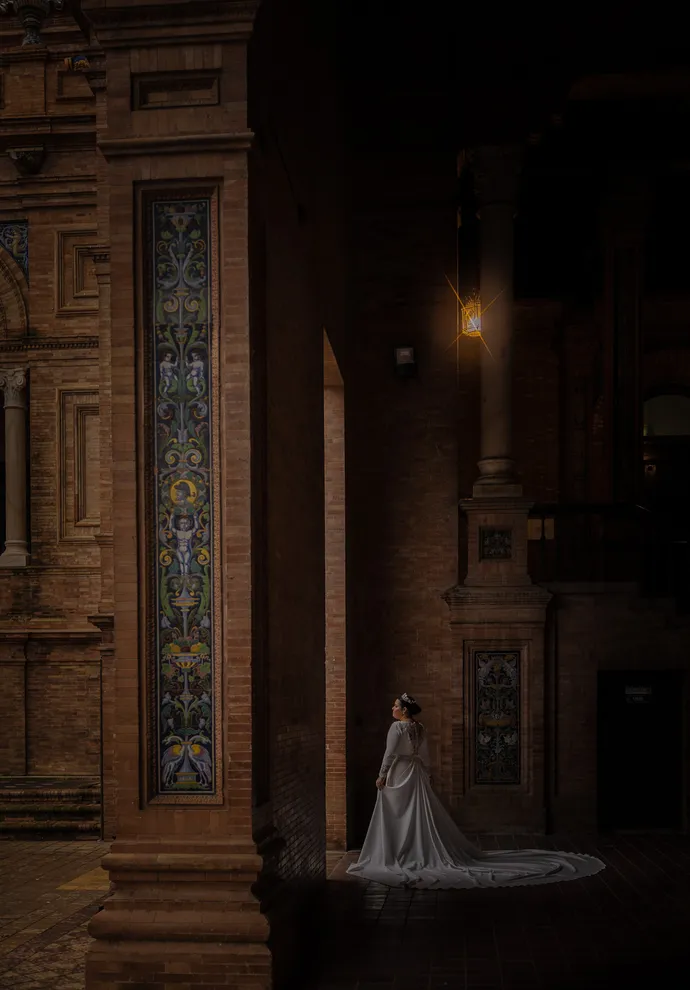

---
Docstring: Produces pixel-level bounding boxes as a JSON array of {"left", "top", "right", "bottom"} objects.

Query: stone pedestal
[
  {"left": 0, "top": 368, "right": 29, "bottom": 567},
  {"left": 87, "top": 841, "right": 270, "bottom": 990},
  {"left": 444, "top": 498, "right": 551, "bottom": 832}
]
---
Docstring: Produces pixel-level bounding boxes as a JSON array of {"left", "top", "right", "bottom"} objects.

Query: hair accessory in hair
[{"left": 401, "top": 692, "right": 415, "bottom": 706}]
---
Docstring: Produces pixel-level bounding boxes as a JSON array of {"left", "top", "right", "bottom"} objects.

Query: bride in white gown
[{"left": 347, "top": 693, "right": 605, "bottom": 889}]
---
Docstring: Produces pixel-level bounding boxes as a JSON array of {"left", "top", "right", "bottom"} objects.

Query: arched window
[{"left": 643, "top": 393, "right": 690, "bottom": 437}]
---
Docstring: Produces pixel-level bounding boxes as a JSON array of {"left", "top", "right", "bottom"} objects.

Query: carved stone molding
[
  {"left": 0, "top": 334, "right": 99, "bottom": 353},
  {"left": 0, "top": 365, "right": 27, "bottom": 407},
  {"left": 7, "top": 146, "right": 45, "bottom": 177},
  {"left": 442, "top": 584, "right": 552, "bottom": 610},
  {"left": 0, "top": 0, "right": 64, "bottom": 46},
  {"left": 56, "top": 230, "right": 99, "bottom": 316},
  {"left": 0, "top": 248, "right": 29, "bottom": 340},
  {"left": 58, "top": 388, "right": 100, "bottom": 542},
  {"left": 97, "top": 131, "right": 253, "bottom": 159}
]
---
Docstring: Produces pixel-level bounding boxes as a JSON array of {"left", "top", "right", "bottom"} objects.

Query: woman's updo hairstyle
[{"left": 399, "top": 692, "right": 422, "bottom": 717}]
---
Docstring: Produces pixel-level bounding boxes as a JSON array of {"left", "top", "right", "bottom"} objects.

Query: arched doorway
[{"left": 642, "top": 389, "right": 690, "bottom": 605}]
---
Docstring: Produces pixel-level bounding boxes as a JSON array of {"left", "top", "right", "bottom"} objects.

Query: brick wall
[
  {"left": 27, "top": 656, "right": 100, "bottom": 774},
  {"left": 324, "top": 376, "right": 346, "bottom": 851},
  {"left": 0, "top": 37, "right": 102, "bottom": 781},
  {"left": 346, "top": 153, "right": 463, "bottom": 840}
]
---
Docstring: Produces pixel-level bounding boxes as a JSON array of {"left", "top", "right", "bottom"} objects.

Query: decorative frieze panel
[
  {"left": 0, "top": 221, "right": 28, "bottom": 282},
  {"left": 0, "top": 257, "right": 28, "bottom": 343},
  {"left": 58, "top": 389, "right": 100, "bottom": 541},
  {"left": 479, "top": 526, "right": 513, "bottom": 561},
  {"left": 473, "top": 649, "right": 520, "bottom": 784},
  {"left": 142, "top": 190, "right": 221, "bottom": 802},
  {"left": 132, "top": 70, "right": 221, "bottom": 111},
  {"left": 56, "top": 230, "right": 99, "bottom": 316}
]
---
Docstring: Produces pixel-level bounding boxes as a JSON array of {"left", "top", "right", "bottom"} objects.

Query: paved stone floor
[
  {"left": 318, "top": 833, "right": 690, "bottom": 989},
  {"left": 1, "top": 834, "right": 689, "bottom": 989},
  {"left": 0, "top": 839, "right": 108, "bottom": 990}
]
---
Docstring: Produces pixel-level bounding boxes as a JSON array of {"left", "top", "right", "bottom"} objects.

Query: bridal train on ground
[{"left": 347, "top": 716, "right": 606, "bottom": 890}]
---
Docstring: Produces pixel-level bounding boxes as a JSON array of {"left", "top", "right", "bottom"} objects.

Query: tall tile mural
[
  {"left": 0, "top": 220, "right": 29, "bottom": 281},
  {"left": 145, "top": 194, "right": 220, "bottom": 800},
  {"left": 474, "top": 649, "right": 520, "bottom": 784}
]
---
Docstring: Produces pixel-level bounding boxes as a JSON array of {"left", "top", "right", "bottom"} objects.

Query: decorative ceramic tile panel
[
  {"left": 474, "top": 649, "right": 520, "bottom": 784},
  {"left": 0, "top": 220, "right": 28, "bottom": 281},
  {"left": 144, "top": 193, "right": 220, "bottom": 800},
  {"left": 479, "top": 526, "right": 512, "bottom": 561}
]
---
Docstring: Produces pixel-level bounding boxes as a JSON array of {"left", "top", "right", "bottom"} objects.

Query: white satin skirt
[{"left": 347, "top": 756, "right": 605, "bottom": 889}]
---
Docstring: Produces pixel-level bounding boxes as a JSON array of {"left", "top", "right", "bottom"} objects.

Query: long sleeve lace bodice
[{"left": 379, "top": 720, "right": 430, "bottom": 777}]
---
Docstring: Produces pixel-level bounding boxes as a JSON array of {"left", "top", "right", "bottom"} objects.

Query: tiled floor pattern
[
  {"left": 1, "top": 834, "right": 689, "bottom": 988},
  {"left": 0, "top": 840, "right": 108, "bottom": 989}
]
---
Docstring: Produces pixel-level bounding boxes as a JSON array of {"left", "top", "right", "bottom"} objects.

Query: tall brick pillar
[
  {"left": 444, "top": 145, "right": 551, "bottom": 833},
  {"left": 82, "top": 2, "right": 270, "bottom": 988}
]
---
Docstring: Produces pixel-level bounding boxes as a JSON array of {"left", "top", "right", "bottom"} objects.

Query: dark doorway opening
[{"left": 597, "top": 670, "right": 685, "bottom": 831}]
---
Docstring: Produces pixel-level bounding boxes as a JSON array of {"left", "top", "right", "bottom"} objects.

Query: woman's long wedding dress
[{"left": 347, "top": 720, "right": 605, "bottom": 889}]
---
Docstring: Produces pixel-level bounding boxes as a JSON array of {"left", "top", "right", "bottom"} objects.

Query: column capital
[
  {"left": 0, "top": 367, "right": 27, "bottom": 408},
  {"left": 470, "top": 144, "right": 524, "bottom": 210}
]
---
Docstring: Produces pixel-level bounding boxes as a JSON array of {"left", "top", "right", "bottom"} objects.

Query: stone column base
[
  {"left": 86, "top": 840, "right": 271, "bottom": 990},
  {"left": 445, "top": 492, "right": 551, "bottom": 833},
  {"left": 0, "top": 543, "right": 30, "bottom": 567}
]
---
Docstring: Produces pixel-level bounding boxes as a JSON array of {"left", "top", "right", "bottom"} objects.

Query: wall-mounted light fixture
[
  {"left": 394, "top": 346, "right": 417, "bottom": 378},
  {"left": 460, "top": 292, "right": 483, "bottom": 337}
]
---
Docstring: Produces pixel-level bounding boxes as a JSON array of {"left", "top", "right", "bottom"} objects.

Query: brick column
[
  {"left": 324, "top": 337, "right": 346, "bottom": 852},
  {"left": 0, "top": 367, "right": 29, "bottom": 567},
  {"left": 443, "top": 145, "right": 551, "bottom": 834},
  {"left": 82, "top": 3, "right": 270, "bottom": 988}
]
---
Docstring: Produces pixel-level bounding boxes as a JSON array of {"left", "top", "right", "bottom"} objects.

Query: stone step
[
  {"left": 0, "top": 802, "right": 100, "bottom": 817},
  {"left": 0, "top": 818, "right": 100, "bottom": 838},
  {"left": 0, "top": 790, "right": 100, "bottom": 803},
  {"left": 0, "top": 776, "right": 101, "bottom": 840}
]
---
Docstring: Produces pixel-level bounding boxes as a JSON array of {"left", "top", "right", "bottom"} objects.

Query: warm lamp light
[{"left": 461, "top": 293, "right": 483, "bottom": 337}]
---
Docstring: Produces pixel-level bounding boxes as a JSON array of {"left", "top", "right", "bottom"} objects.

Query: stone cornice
[
  {"left": 460, "top": 496, "right": 535, "bottom": 513},
  {"left": 0, "top": 44, "right": 49, "bottom": 65},
  {"left": 81, "top": 0, "right": 260, "bottom": 48},
  {"left": 0, "top": 625, "right": 103, "bottom": 642},
  {"left": 97, "top": 131, "right": 253, "bottom": 158},
  {"left": 0, "top": 334, "right": 98, "bottom": 352},
  {"left": 442, "top": 583, "right": 552, "bottom": 610},
  {"left": 0, "top": 113, "right": 95, "bottom": 140},
  {"left": 87, "top": 611, "right": 114, "bottom": 634},
  {"left": 0, "top": 189, "right": 97, "bottom": 210}
]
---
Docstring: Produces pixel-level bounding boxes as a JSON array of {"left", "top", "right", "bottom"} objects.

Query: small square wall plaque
[{"left": 479, "top": 526, "right": 512, "bottom": 561}]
